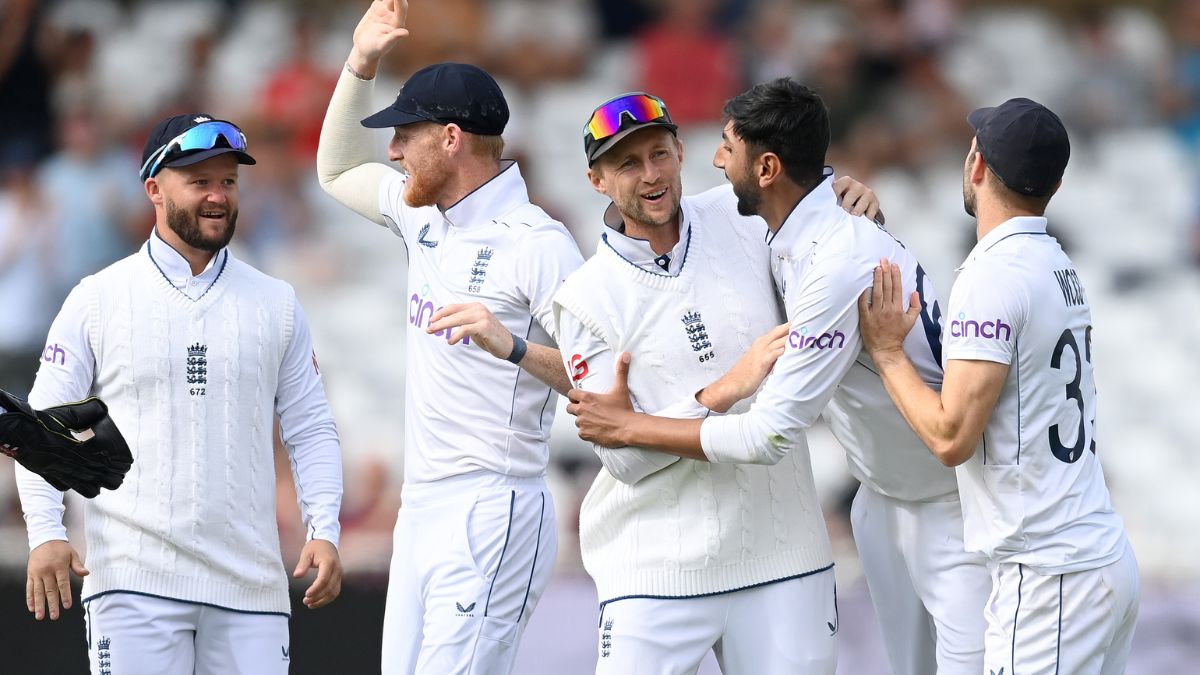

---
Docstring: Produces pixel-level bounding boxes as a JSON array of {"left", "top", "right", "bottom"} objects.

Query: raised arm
[{"left": 315, "top": 0, "right": 411, "bottom": 225}]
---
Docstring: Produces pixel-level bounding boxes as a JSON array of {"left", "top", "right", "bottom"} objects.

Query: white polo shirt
[
  {"left": 698, "top": 175, "right": 959, "bottom": 502},
  {"left": 944, "top": 216, "right": 1127, "bottom": 574},
  {"left": 378, "top": 161, "right": 584, "bottom": 484}
]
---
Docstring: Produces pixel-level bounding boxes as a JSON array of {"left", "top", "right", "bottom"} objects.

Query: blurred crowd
[{"left": 1, "top": 0, "right": 1199, "bottom": 584}]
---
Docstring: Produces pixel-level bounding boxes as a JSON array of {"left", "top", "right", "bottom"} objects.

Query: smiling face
[
  {"left": 149, "top": 153, "right": 240, "bottom": 253},
  {"left": 388, "top": 122, "right": 454, "bottom": 208},
  {"left": 588, "top": 126, "right": 684, "bottom": 233},
  {"left": 713, "top": 120, "right": 762, "bottom": 217}
]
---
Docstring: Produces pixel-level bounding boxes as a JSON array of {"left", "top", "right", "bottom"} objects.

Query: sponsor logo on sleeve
[
  {"left": 42, "top": 343, "right": 66, "bottom": 365},
  {"left": 788, "top": 326, "right": 846, "bottom": 350},
  {"left": 949, "top": 312, "right": 1012, "bottom": 341},
  {"left": 570, "top": 354, "right": 590, "bottom": 381}
]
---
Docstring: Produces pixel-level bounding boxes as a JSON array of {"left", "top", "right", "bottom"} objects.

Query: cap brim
[
  {"left": 966, "top": 106, "right": 996, "bottom": 131},
  {"left": 163, "top": 147, "right": 256, "bottom": 170},
  {"left": 361, "top": 106, "right": 429, "bottom": 129},
  {"left": 587, "top": 122, "right": 679, "bottom": 164}
]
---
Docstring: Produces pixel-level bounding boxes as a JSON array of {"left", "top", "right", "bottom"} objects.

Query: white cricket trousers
[
  {"left": 984, "top": 540, "right": 1140, "bottom": 675},
  {"left": 850, "top": 485, "right": 990, "bottom": 675},
  {"left": 593, "top": 566, "right": 838, "bottom": 675},
  {"left": 381, "top": 471, "right": 557, "bottom": 675},
  {"left": 83, "top": 592, "right": 289, "bottom": 675}
]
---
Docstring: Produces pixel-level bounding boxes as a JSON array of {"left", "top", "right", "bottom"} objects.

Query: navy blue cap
[
  {"left": 139, "top": 113, "right": 255, "bottom": 178},
  {"left": 361, "top": 63, "right": 509, "bottom": 136},
  {"left": 967, "top": 98, "right": 1070, "bottom": 198}
]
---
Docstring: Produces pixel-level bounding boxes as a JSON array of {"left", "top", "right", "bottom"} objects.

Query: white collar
[
  {"left": 766, "top": 167, "right": 838, "bottom": 253},
  {"left": 599, "top": 200, "right": 692, "bottom": 276},
  {"left": 441, "top": 160, "right": 530, "bottom": 229},
  {"left": 145, "top": 227, "right": 228, "bottom": 292},
  {"left": 958, "top": 216, "right": 1049, "bottom": 270}
]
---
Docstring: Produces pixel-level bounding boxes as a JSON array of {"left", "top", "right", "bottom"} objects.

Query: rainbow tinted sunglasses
[
  {"left": 139, "top": 121, "right": 249, "bottom": 180},
  {"left": 583, "top": 92, "right": 673, "bottom": 145}
]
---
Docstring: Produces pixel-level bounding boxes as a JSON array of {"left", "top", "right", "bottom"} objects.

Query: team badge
[
  {"left": 187, "top": 343, "right": 208, "bottom": 396},
  {"left": 681, "top": 311, "right": 715, "bottom": 363},
  {"left": 97, "top": 636, "right": 112, "bottom": 675},
  {"left": 468, "top": 247, "right": 493, "bottom": 293}
]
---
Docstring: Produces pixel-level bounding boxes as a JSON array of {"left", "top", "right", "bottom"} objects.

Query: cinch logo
[
  {"left": 42, "top": 343, "right": 66, "bottom": 365},
  {"left": 950, "top": 312, "right": 1012, "bottom": 341},
  {"left": 409, "top": 285, "right": 471, "bottom": 347},
  {"left": 788, "top": 327, "right": 846, "bottom": 350}
]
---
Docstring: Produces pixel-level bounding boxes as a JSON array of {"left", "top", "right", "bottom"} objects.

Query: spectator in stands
[
  {"left": 0, "top": 0, "right": 55, "bottom": 165},
  {"left": 1065, "top": 8, "right": 1158, "bottom": 139},
  {"left": 634, "top": 0, "right": 742, "bottom": 125},
  {"left": 484, "top": 0, "right": 598, "bottom": 90},
  {"left": 259, "top": 15, "right": 339, "bottom": 163},
  {"left": 0, "top": 144, "right": 56, "bottom": 394},
  {"left": 1161, "top": 0, "right": 1200, "bottom": 150},
  {"left": 38, "top": 105, "right": 146, "bottom": 301}
]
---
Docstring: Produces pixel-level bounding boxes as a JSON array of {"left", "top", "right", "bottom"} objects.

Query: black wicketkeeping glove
[{"left": 0, "top": 389, "right": 134, "bottom": 498}]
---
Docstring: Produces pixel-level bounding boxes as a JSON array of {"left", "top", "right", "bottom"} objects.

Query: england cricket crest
[
  {"left": 682, "top": 311, "right": 715, "bottom": 363},
  {"left": 468, "top": 247, "right": 494, "bottom": 293},
  {"left": 187, "top": 342, "right": 208, "bottom": 396}
]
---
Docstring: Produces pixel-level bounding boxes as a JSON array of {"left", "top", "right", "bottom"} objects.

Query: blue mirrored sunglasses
[{"left": 139, "top": 121, "right": 248, "bottom": 180}]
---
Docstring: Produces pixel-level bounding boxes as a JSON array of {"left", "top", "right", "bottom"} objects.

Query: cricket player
[
  {"left": 554, "top": 91, "right": 883, "bottom": 674},
  {"left": 568, "top": 78, "right": 991, "bottom": 674},
  {"left": 316, "top": 2, "right": 583, "bottom": 672},
  {"left": 1, "top": 388, "right": 132, "bottom": 498},
  {"left": 859, "top": 98, "right": 1140, "bottom": 675},
  {"left": 15, "top": 113, "right": 344, "bottom": 675}
]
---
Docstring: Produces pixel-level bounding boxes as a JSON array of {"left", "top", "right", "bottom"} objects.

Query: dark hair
[
  {"left": 722, "top": 78, "right": 829, "bottom": 188},
  {"left": 985, "top": 163, "right": 1054, "bottom": 215}
]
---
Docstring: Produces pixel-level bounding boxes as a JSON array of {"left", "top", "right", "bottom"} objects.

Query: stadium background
[{"left": 1, "top": 0, "right": 1197, "bottom": 672}]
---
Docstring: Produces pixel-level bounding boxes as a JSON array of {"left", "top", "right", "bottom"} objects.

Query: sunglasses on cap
[
  {"left": 139, "top": 121, "right": 249, "bottom": 180},
  {"left": 583, "top": 93, "right": 671, "bottom": 144}
]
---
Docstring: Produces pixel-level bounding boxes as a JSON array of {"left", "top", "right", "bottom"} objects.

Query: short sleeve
[
  {"left": 378, "top": 172, "right": 413, "bottom": 241},
  {"left": 518, "top": 227, "right": 584, "bottom": 341},
  {"left": 943, "top": 263, "right": 1026, "bottom": 365}
]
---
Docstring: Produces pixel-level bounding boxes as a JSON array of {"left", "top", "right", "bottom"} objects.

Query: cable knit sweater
[
  {"left": 66, "top": 252, "right": 294, "bottom": 613},
  {"left": 554, "top": 186, "right": 833, "bottom": 603}
]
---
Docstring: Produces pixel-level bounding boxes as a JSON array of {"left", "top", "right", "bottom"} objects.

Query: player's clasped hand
[
  {"left": 0, "top": 389, "right": 133, "bottom": 499},
  {"left": 294, "top": 539, "right": 343, "bottom": 610},
  {"left": 567, "top": 353, "right": 637, "bottom": 448},
  {"left": 858, "top": 258, "right": 922, "bottom": 357}
]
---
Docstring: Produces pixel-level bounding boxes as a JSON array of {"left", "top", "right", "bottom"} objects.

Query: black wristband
[{"left": 506, "top": 335, "right": 528, "bottom": 364}]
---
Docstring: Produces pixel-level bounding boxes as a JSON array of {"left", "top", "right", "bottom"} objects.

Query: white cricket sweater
[
  {"left": 554, "top": 187, "right": 834, "bottom": 603},
  {"left": 72, "top": 252, "right": 297, "bottom": 614}
]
